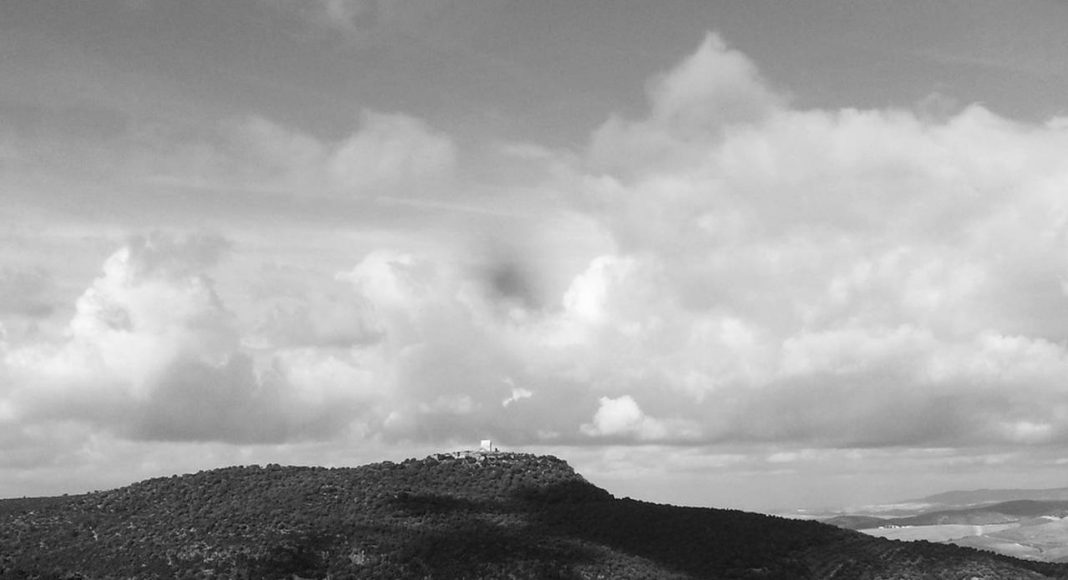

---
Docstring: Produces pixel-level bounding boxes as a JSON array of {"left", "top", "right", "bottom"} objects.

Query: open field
[
  {"left": 862, "top": 523, "right": 1018, "bottom": 542},
  {"left": 857, "top": 516, "right": 1068, "bottom": 562},
  {"left": 951, "top": 535, "right": 1044, "bottom": 560}
]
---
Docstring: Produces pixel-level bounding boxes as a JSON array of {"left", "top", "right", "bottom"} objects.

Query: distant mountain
[
  {"left": 893, "top": 501, "right": 1068, "bottom": 527},
  {"left": 834, "top": 500, "right": 1068, "bottom": 529},
  {"left": 910, "top": 488, "right": 1068, "bottom": 508},
  {"left": 2, "top": 451, "right": 1067, "bottom": 579},
  {"left": 824, "top": 488, "right": 1068, "bottom": 563}
]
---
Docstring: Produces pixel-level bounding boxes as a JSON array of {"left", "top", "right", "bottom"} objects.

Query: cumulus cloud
[
  {"left": 589, "top": 32, "right": 782, "bottom": 175},
  {"left": 206, "top": 87, "right": 1068, "bottom": 451},
  {"left": 579, "top": 395, "right": 695, "bottom": 442},
  {"left": 0, "top": 233, "right": 379, "bottom": 444},
  {"left": 565, "top": 33, "right": 1068, "bottom": 450},
  {"left": 11, "top": 32, "right": 1068, "bottom": 471}
]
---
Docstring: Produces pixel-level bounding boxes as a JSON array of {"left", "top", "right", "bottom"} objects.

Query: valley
[{"left": 823, "top": 489, "right": 1068, "bottom": 563}]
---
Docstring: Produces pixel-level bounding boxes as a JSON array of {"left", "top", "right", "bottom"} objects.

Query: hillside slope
[{"left": 2, "top": 451, "right": 1067, "bottom": 579}]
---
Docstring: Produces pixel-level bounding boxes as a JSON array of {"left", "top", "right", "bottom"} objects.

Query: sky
[{"left": 4, "top": 0, "right": 1068, "bottom": 512}]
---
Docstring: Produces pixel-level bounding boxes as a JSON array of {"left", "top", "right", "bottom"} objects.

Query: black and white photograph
[{"left": 4, "top": 1, "right": 1068, "bottom": 577}]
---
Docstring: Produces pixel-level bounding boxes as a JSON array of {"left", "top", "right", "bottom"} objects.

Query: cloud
[
  {"left": 237, "top": 110, "right": 456, "bottom": 197},
  {"left": 1, "top": 234, "right": 598, "bottom": 450},
  {"left": 327, "top": 111, "right": 457, "bottom": 195},
  {"left": 563, "top": 33, "right": 1068, "bottom": 450},
  {"left": 263, "top": 0, "right": 446, "bottom": 39},
  {"left": 139, "top": 110, "right": 457, "bottom": 199},
  {"left": 11, "top": 31, "right": 1068, "bottom": 477},
  {"left": 249, "top": 282, "right": 383, "bottom": 350},
  {"left": 228, "top": 115, "right": 329, "bottom": 193},
  {"left": 252, "top": 297, "right": 382, "bottom": 350},
  {"left": 205, "top": 97, "right": 1068, "bottom": 450},
  {"left": 589, "top": 32, "right": 782, "bottom": 175},
  {"left": 0, "top": 233, "right": 378, "bottom": 444},
  {"left": 0, "top": 267, "right": 54, "bottom": 318},
  {"left": 581, "top": 395, "right": 681, "bottom": 441},
  {"left": 316, "top": 0, "right": 380, "bottom": 31},
  {"left": 260, "top": 0, "right": 378, "bottom": 34},
  {"left": 501, "top": 381, "right": 532, "bottom": 407}
]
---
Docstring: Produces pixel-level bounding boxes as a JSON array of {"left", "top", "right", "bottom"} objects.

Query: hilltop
[{"left": 2, "top": 451, "right": 1067, "bottom": 579}]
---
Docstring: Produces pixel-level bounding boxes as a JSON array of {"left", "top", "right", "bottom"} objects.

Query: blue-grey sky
[{"left": 4, "top": 0, "right": 1068, "bottom": 511}]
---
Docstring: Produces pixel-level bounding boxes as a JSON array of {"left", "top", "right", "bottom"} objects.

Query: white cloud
[
  {"left": 1000, "top": 421, "right": 1054, "bottom": 445},
  {"left": 18, "top": 34, "right": 1068, "bottom": 454},
  {"left": 327, "top": 111, "right": 457, "bottom": 195},
  {"left": 581, "top": 395, "right": 663, "bottom": 439},
  {"left": 560, "top": 33, "right": 1068, "bottom": 450},
  {"left": 501, "top": 382, "right": 532, "bottom": 407},
  {"left": 0, "top": 234, "right": 383, "bottom": 444},
  {"left": 145, "top": 110, "right": 457, "bottom": 199},
  {"left": 12, "top": 31, "right": 1068, "bottom": 503},
  {"left": 580, "top": 395, "right": 698, "bottom": 442},
  {"left": 561, "top": 255, "right": 637, "bottom": 325},
  {"left": 589, "top": 32, "right": 781, "bottom": 175}
]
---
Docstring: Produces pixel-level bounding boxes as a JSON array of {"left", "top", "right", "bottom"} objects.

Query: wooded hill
[{"left": 2, "top": 451, "right": 1067, "bottom": 579}]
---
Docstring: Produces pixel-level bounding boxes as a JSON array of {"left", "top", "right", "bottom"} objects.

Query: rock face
[{"left": 1, "top": 453, "right": 1067, "bottom": 579}]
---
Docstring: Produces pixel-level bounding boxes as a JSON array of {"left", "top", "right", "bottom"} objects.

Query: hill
[
  {"left": 833, "top": 500, "right": 1068, "bottom": 530},
  {"left": 829, "top": 497, "right": 1068, "bottom": 563},
  {"left": 892, "top": 501, "right": 1068, "bottom": 527},
  {"left": 2, "top": 451, "right": 1068, "bottom": 579},
  {"left": 910, "top": 488, "right": 1068, "bottom": 509}
]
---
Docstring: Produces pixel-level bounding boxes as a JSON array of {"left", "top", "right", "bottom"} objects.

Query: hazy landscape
[{"left": 819, "top": 489, "right": 1068, "bottom": 564}]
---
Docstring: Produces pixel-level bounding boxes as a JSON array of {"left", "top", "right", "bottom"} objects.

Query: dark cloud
[{"left": 484, "top": 258, "right": 541, "bottom": 309}]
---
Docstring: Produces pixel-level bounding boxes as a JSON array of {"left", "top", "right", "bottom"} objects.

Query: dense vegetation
[{"left": 2, "top": 451, "right": 1067, "bottom": 579}]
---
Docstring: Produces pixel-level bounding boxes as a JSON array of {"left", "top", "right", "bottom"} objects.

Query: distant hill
[
  {"left": 891, "top": 501, "right": 1068, "bottom": 527},
  {"left": 910, "top": 488, "right": 1068, "bottom": 508},
  {"left": 831, "top": 500, "right": 1068, "bottom": 530},
  {"left": 2, "top": 451, "right": 1067, "bottom": 579}
]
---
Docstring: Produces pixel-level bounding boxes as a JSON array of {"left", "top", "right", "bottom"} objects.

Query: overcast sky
[{"left": 4, "top": 0, "right": 1068, "bottom": 512}]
